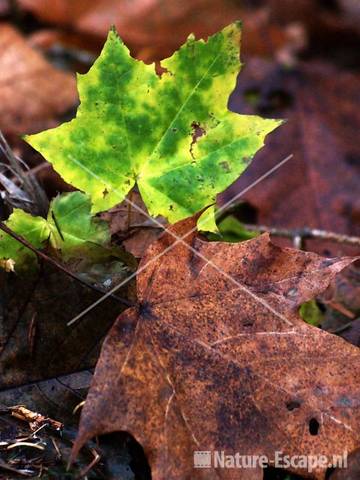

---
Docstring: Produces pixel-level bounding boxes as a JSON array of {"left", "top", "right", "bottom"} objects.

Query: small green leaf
[
  {"left": 197, "top": 205, "right": 219, "bottom": 233},
  {"left": 47, "top": 191, "right": 110, "bottom": 258},
  {"left": 206, "top": 214, "right": 258, "bottom": 243},
  {"left": 299, "top": 300, "right": 324, "bottom": 326},
  {"left": 26, "top": 23, "right": 281, "bottom": 228},
  {"left": 0, "top": 209, "right": 48, "bottom": 269},
  {"left": 0, "top": 192, "right": 110, "bottom": 270}
]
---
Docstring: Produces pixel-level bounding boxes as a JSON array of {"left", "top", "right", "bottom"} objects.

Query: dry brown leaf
[
  {"left": 73, "top": 215, "right": 360, "bottom": 479},
  {"left": 330, "top": 447, "right": 360, "bottom": 480},
  {"left": 340, "top": 0, "right": 360, "bottom": 22},
  {"left": 0, "top": 0, "right": 9, "bottom": 16},
  {"left": 17, "top": 0, "right": 92, "bottom": 26},
  {"left": 0, "top": 24, "right": 77, "bottom": 134},
  {"left": 0, "top": 263, "right": 131, "bottom": 390},
  {"left": 226, "top": 60, "right": 360, "bottom": 256},
  {"left": 18, "top": 0, "right": 360, "bottom": 65},
  {"left": 17, "top": 0, "right": 250, "bottom": 61},
  {"left": 101, "top": 190, "right": 163, "bottom": 258}
]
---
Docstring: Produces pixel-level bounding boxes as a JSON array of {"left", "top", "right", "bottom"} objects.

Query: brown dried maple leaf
[
  {"left": 0, "top": 25, "right": 76, "bottom": 134},
  {"left": 73, "top": 216, "right": 360, "bottom": 480},
  {"left": 227, "top": 60, "right": 360, "bottom": 255},
  {"left": 17, "top": 0, "right": 249, "bottom": 61}
]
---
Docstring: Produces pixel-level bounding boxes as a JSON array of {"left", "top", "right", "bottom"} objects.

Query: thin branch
[
  {"left": 76, "top": 448, "right": 101, "bottom": 479},
  {"left": 242, "top": 224, "right": 360, "bottom": 248},
  {"left": 0, "top": 221, "right": 134, "bottom": 309},
  {"left": 124, "top": 218, "right": 360, "bottom": 248}
]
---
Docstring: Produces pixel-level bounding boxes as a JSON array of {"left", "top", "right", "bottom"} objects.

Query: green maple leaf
[
  {"left": 0, "top": 192, "right": 110, "bottom": 269},
  {"left": 26, "top": 22, "right": 281, "bottom": 230},
  {"left": 46, "top": 192, "right": 110, "bottom": 253},
  {"left": 0, "top": 209, "right": 48, "bottom": 269}
]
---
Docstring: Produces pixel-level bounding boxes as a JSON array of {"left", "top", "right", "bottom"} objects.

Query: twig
[
  {"left": 10, "top": 405, "right": 63, "bottom": 432},
  {"left": 328, "top": 321, "right": 355, "bottom": 334},
  {"left": 243, "top": 224, "right": 360, "bottom": 248},
  {"left": 7, "top": 442, "right": 45, "bottom": 451},
  {"left": 323, "top": 300, "right": 356, "bottom": 319},
  {"left": 0, "top": 460, "right": 34, "bottom": 477},
  {"left": 51, "top": 436, "right": 62, "bottom": 460},
  {"left": 0, "top": 222, "right": 134, "bottom": 308},
  {"left": 76, "top": 448, "right": 101, "bottom": 479},
  {"left": 126, "top": 219, "right": 360, "bottom": 248}
]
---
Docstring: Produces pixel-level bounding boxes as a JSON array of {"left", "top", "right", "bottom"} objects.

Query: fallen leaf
[
  {"left": 299, "top": 299, "right": 323, "bottom": 327},
  {"left": 0, "top": 263, "right": 132, "bottom": 390},
  {"left": 103, "top": 192, "right": 258, "bottom": 258},
  {"left": 26, "top": 23, "right": 280, "bottom": 228},
  {"left": 0, "top": 208, "right": 48, "bottom": 269},
  {"left": 0, "top": 24, "right": 77, "bottom": 134},
  {"left": 17, "top": 0, "right": 249, "bottom": 61},
  {"left": 340, "top": 0, "right": 360, "bottom": 22},
  {"left": 0, "top": 0, "right": 9, "bottom": 16},
  {"left": 338, "top": 318, "right": 360, "bottom": 348},
  {"left": 225, "top": 59, "right": 360, "bottom": 256},
  {"left": 101, "top": 190, "right": 163, "bottom": 258},
  {"left": 330, "top": 447, "right": 360, "bottom": 480},
  {"left": 17, "top": 0, "right": 92, "bottom": 26},
  {"left": 330, "top": 266, "right": 360, "bottom": 315},
  {"left": 18, "top": 0, "right": 360, "bottom": 67},
  {"left": 74, "top": 215, "right": 360, "bottom": 479},
  {"left": 0, "top": 192, "right": 110, "bottom": 269},
  {"left": 268, "top": 0, "right": 360, "bottom": 69},
  {"left": 321, "top": 265, "right": 360, "bottom": 338}
]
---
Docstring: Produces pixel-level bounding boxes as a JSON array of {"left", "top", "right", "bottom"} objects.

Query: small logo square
[{"left": 194, "top": 451, "right": 212, "bottom": 468}]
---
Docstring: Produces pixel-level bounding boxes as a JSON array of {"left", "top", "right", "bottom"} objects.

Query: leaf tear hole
[
  {"left": 309, "top": 417, "right": 320, "bottom": 435},
  {"left": 190, "top": 121, "right": 206, "bottom": 159}
]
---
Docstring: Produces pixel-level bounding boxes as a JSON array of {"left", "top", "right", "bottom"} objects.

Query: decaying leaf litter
[
  {"left": 0, "top": 2, "right": 358, "bottom": 478},
  {"left": 74, "top": 215, "right": 360, "bottom": 480}
]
